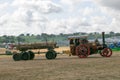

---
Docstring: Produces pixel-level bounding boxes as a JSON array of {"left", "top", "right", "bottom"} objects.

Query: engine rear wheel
[{"left": 76, "top": 44, "right": 90, "bottom": 58}]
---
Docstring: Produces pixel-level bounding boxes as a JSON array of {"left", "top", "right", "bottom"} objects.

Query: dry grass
[
  {"left": 0, "top": 48, "right": 6, "bottom": 54},
  {"left": 0, "top": 46, "right": 70, "bottom": 55},
  {"left": 0, "top": 47, "right": 120, "bottom": 80}
]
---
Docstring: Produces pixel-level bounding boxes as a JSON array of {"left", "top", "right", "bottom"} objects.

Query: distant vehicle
[{"left": 68, "top": 32, "right": 112, "bottom": 58}]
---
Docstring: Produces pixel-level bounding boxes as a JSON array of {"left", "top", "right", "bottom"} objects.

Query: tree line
[{"left": 0, "top": 31, "right": 120, "bottom": 44}]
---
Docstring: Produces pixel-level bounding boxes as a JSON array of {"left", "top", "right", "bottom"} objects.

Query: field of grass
[
  {"left": 0, "top": 47, "right": 120, "bottom": 80},
  {"left": 112, "top": 47, "right": 120, "bottom": 51}
]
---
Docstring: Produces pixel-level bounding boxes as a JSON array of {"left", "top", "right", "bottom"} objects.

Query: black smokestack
[
  {"left": 102, "top": 32, "right": 107, "bottom": 48},
  {"left": 102, "top": 32, "right": 105, "bottom": 45}
]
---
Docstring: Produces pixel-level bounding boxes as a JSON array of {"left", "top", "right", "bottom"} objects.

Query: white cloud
[
  {"left": 94, "top": 0, "right": 120, "bottom": 33},
  {"left": 60, "top": 0, "right": 92, "bottom": 5},
  {"left": 60, "top": 0, "right": 82, "bottom": 5},
  {"left": 45, "top": 15, "right": 109, "bottom": 34},
  {"left": 12, "top": 0, "right": 62, "bottom": 14},
  {"left": 0, "top": 0, "right": 62, "bottom": 35},
  {"left": 0, "top": 3, "right": 8, "bottom": 10},
  {"left": 91, "top": 16, "right": 109, "bottom": 25},
  {"left": 0, "top": 0, "right": 120, "bottom": 36}
]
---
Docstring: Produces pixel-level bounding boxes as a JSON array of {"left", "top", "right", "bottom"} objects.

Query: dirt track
[{"left": 0, "top": 52, "right": 120, "bottom": 80}]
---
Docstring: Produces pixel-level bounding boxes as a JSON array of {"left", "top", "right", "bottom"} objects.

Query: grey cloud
[
  {"left": 100, "top": 0, "right": 120, "bottom": 10},
  {"left": 0, "top": 20, "right": 7, "bottom": 26}
]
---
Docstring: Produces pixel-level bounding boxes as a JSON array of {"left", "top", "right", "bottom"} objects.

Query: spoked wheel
[
  {"left": 76, "top": 44, "right": 90, "bottom": 58},
  {"left": 99, "top": 50, "right": 104, "bottom": 57},
  {"left": 100, "top": 48, "right": 112, "bottom": 57}
]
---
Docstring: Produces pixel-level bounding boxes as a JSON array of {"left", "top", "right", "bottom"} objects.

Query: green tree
[
  {"left": 17, "top": 36, "right": 25, "bottom": 43},
  {"left": 19, "top": 34, "right": 25, "bottom": 36},
  {"left": 26, "top": 33, "right": 30, "bottom": 36},
  {"left": 36, "top": 35, "right": 41, "bottom": 39}
]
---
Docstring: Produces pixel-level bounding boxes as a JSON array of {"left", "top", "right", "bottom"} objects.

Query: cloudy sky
[{"left": 0, "top": 0, "right": 120, "bottom": 36}]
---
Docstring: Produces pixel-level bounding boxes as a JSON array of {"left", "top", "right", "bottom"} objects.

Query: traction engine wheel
[
  {"left": 100, "top": 48, "right": 112, "bottom": 57},
  {"left": 76, "top": 44, "right": 90, "bottom": 58}
]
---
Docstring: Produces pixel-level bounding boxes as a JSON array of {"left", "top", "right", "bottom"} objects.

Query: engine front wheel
[{"left": 100, "top": 48, "right": 112, "bottom": 57}]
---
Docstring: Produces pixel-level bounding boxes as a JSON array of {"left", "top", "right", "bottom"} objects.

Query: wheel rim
[
  {"left": 102, "top": 48, "right": 112, "bottom": 57},
  {"left": 76, "top": 45, "right": 90, "bottom": 58},
  {"left": 99, "top": 51, "right": 105, "bottom": 57}
]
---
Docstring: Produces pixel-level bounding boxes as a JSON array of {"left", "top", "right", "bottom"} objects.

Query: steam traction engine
[
  {"left": 12, "top": 42, "right": 58, "bottom": 61},
  {"left": 68, "top": 32, "right": 112, "bottom": 58}
]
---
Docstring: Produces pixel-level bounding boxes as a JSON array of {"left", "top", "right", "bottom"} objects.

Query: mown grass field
[{"left": 0, "top": 47, "right": 120, "bottom": 80}]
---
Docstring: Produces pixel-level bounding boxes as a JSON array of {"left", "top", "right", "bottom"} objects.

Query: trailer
[{"left": 12, "top": 42, "right": 58, "bottom": 61}]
